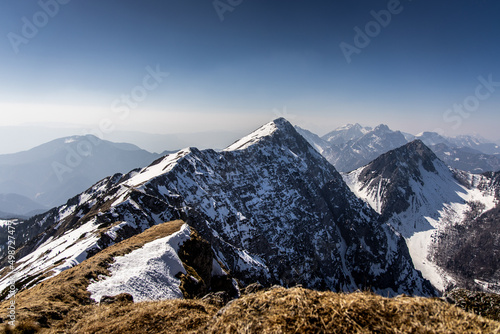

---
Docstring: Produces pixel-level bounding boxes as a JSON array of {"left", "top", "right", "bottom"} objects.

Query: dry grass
[
  {"left": 0, "top": 220, "right": 185, "bottom": 332},
  {"left": 207, "top": 287, "right": 500, "bottom": 334},
  {"left": 48, "top": 299, "right": 217, "bottom": 334}
]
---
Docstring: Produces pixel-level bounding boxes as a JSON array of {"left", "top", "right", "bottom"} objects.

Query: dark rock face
[
  {"left": 430, "top": 206, "right": 500, "bottom": 291},
  {"left": 176, "top": 228, "right": 238, "bottom": 299},
  {"left": 356, "top": 140, "right": 440, "bottom": 221},
  {"left": 177, "top": 229, "right": 214, "bottom": 298},
  {"left": 4, "top": 118, "right": 435, "bottom": 297}
]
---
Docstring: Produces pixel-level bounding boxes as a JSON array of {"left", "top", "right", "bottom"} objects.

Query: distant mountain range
[
  {"left": 0, "top": 135, "right": 173, "bottom": 217},
  {"left": 296, "top": 123, "right": 500, "bottom": 173}
]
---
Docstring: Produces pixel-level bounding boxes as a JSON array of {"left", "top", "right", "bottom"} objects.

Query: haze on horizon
[{"left": 1, "top": 0, "right": 499, "bottom": 154}]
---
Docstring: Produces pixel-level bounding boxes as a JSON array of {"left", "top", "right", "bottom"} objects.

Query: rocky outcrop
[{"left": 177, "top": 228, "right": 238, "bottom": 299}]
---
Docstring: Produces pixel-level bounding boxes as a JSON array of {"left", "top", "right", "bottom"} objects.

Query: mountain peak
[
  {"left": 366, "top": 140, "right": 439, "bottom": 176},
  {"left": 373, "top": 124, "right": 391, "bottom": 132},
  {"left": 406, "top": 139, "right": 433, "bottom": 152},
  {"left": 224, "top": 118, "right": 294, "bottom": 151},
  {"left": 344, "top": 140, "right": 448, "bottom": 225},
  {"left": 322, "top": 123, "right": 372, "bottom": 144}
]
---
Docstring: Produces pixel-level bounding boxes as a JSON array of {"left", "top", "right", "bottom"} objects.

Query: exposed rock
[
  {"left": 242, "top": 282, "right": 265, "bottom": 295},
  {"left": 177, "top": 228, "right": 213, "bottom": 298},
  {"left": 201, "top": 291, "right": 231, "bottom": 308},
  {"left": 100, "top": 293, "right": 134, "bottom": 305},
  {"left": 211, "top": 275, "right": 239, "bottom": 299}
]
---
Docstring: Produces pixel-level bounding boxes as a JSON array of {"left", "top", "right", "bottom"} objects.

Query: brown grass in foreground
[
  {"left": 48, "top": 299, "right": 217, "bottom": 334},
  {"left": 11, "top": 287, "right": 499, "bottom": 334},
  {"left": 206, "top": 287, "right": 500, "bottom": 334},
  {"left": 0, "top": 220, "right": 185, "bottom": 331}
]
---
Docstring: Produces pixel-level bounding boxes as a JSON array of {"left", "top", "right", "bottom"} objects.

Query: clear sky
[{"left": 1, "top": 0, "right": 499, "bottom": 153}]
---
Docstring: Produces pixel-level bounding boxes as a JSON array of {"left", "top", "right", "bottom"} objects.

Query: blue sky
[{"left": 1, "top": 0, "right": 500, "bottom": 153}]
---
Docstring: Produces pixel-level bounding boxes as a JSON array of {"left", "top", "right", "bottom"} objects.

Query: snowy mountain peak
[
  {"left": 322, "top": 123, "right": 372, "bottom": 145},
  {"left": 343, "top": 140, "right": 446, "bottom": 221},
  {"left": 404, "top": 139, "right": 439, "bottom": 163},
  {"left": 357, "top": 140, "right": 441, "bottom": 184},
  {"left": 415, "top": 132, "right": 451, "bottom": 147},
  {"left": 344, "top": 140, "right": 499, "bottom": 293},
  {"left": 373, "top": 124, "right": 391, "bottom": 133},
  {"left": 224, "top": 118, "right": 293, "bottom": 151},
  {"left": 339, "top": 123, "right": 359, "bottom": 131}
]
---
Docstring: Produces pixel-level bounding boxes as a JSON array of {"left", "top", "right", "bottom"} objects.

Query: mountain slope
[
  {"left": 293, "top": 126, "right": 330, "bottom": 154},
  {"left": 344, "top": 140, "right": 499, "bottom": 292},
  {"left": 0, "top": 135, "right": 166, "bottom": 213},
  {"left": 0, "top": 118, "right": 435, "bottom": 299}
]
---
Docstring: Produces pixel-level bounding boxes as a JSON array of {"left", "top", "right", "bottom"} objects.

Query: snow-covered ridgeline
[{"left": 224, "top": 121, "right": 277, "bottom": 151}]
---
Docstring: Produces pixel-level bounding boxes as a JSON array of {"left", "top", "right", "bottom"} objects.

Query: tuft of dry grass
[
  {"left": 206, "top": 287, "right": 500, "bottom": 334},
  {"left": 0, "top": 220, "right": 185, "bottom": 332}
]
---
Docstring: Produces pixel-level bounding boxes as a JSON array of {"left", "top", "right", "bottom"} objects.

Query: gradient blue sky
[{"left": 1, "top": 0, "right": 499, "bottom": 153}]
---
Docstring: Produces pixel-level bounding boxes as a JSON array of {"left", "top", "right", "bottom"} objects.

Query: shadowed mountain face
[{"left": 0, "top": 119, "right": 435, "bottom": 298}]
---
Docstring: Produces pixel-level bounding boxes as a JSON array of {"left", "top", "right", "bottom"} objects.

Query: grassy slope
[{"left": 0, "top": 220, "right": 185, "bottom": 331}]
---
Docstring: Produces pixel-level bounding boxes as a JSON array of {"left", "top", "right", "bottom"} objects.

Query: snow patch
[
  {"left": 0, "top": 220, "right": 99, "bottom": 293},
  {"left": 224, "top": 121, "right": 277, "bottom": 151},
  {"left": 87, "top": 224, "right": 191, "bottom": 302},
  {"left": 125, "top": 148, "right": 192, "bottom": 187}
]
